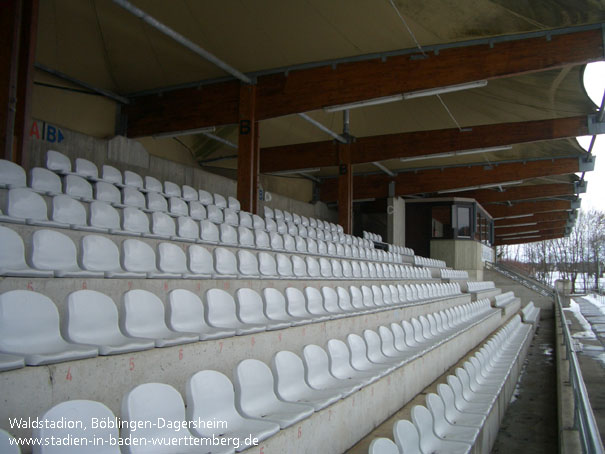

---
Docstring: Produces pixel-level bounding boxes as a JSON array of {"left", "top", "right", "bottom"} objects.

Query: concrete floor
[
  {"left": 568, "top": 297, "right": 605, "bottom": 444},
  {"left": 491, "top": 318, "right": 558, "bottom": 454}
]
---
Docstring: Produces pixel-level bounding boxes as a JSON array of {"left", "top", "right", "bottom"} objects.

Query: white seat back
[
  {"left": 6, "top": 188, "right": 49, "bottom": 221},
  {"left": 89, "top": 201, "right": 121, "bottom": 231},
  {"left": 94, "top": 181, "right": 121, "bottom": 205},
  {"left": 0, "top": 159, "right": 26, "bottom": 189},
  {"left": 101, "top": 165, "right": 122, "bottom": 184},
  {"left": 369, "top": 438, "right": 400, "bottom": 454},
  {"left": 122, "top": 239, "right": 158, "bottom": 274},
  {"left": 46, "top": 150, "right": 71, "bottom": 173},
  {"left": 198, "top": 189, "right": 213, "bottom": 205},
  {"left": 143, "top": 175, "right": 162, "bottom": 193},
  {"left": 122, "top": 186, "right": 146, "bottom": 208},
  {"left": 164, "top": 181, "right": 181, "bottom": 198},
  {"left": 51, "top": 195, "right": 86, "bottom": 227},
  {"left": 122, "top": 207, "right": 150, "bottom": 234},
  {"left": 151, "top": 211, "right": 176, "bottom": 237},
  {"left": 214, "top": 247, "right": 238, "bottom": 277},
  {"left": 238, "top": 249, "right": 259, "bottom": 277},
  {"left": 157, "top": 242, "right": 188, "bottom": 274},
  {"left": 146, "top": 191, "right": 168, "bottom": 211},
  {"left": 200, "top": 219, "right": 219, "bottom": 243},
  {"left": 187, "top": 244, "right": 213, "bottom": 277},
  {"left": 393, "top": 420, "right": 422, "bottom": 454},
  {"left": 123, "top": 170, "right": 143, "bottom": 188},
  {"left": 182, "top": 185, "right": 197, "bottom": 201},
  {"left": 189, "top": 200, "right": 206, "bottom": 220},
  {"left": 258, "top": 252, "right": 277, "bottom": 277},
  {"left": 30, "top": 167, "right": 61, "bottom": 194},
  {"left": 276, "top": 253, "right": 294, "bottom": 278}
]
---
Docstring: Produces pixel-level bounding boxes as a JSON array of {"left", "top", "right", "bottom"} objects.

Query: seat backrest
[
  {"left": 143, "top": 175, "right": 162, "bottom": 193},
  {"left": 349, "top": 286, "right": 364, "bottom": 310},
  {"left": 276, "top": 253, "right": 294, "bottom": 277},
  {"left": 164, "top": 181, "right": 181, "bottom": 198},
  {"left": 122, "top": 207, "right": 150, "bottom": 234},
  {"left": 182, "top": 185, "right": 198, "bottom": 201},
  {"left": 187, "top": 245, "right": 213, "bottom": 276},
  {"left": 146, "top": 191, "right": 168, "bottom": 212},
  {"left": 36, "top": 400, "right": 120, "bottom": 453},
  {"left": 292, "top": 255, "right": 307, "bottom": 278},
  {"left": 368, "top": 438, "right": 400, "bottom": 454},
  {"left": 262, "top": 288, "right": 289, "bottom": 320},
  {"left": 205, "top": 288, "right": 238, "bottom": 328},
  {"left": 168, "top": 197, "right": 188, "bottom": 217},
  {"left": 252, "top": 214, "right": 265, "bottom": 230},
  {"left": 393, "top": 420, "right": 422, "bottom": 454},
  {"left": 213, "top": 193, "right": 227, "bottom": 208},
  {"left": 305, "top": 286, "right": 327, "bottom": 315},
  {"left": 234, "top": 359, "right": 278, "bottom": 416},
  {"left": 151, "top": 212, "right": 176, "bottom": 237},
  {"left": 235, "top": 288, "right": 267, "bottom": 324},
  {"left": 80, "top": 235, "right": 121, "bottom": 273},
  {"left": 46, "top": 150, "right": 71, "bottom": 173},
  {"left": 237, "top": 249, "right": 259, "bottom": 277},
  {"left": 219, "top": 223, "right": 238, "bottom": 245},
  {"left": 89, "top": 201, "right": 121, "bottom": 230},
  {"left": 64, "top": 175, "right": 92, "bottom": 200},
  {"left": 258, "top": 251, "right": 277, "bottom": 277},
  {"left": 30, "top": 167, "right": 61, "bottom": 193},
  {"left": 123, "top": 289, "right": 169, "bottom": 334},
  {"left": 122, "top": 186, "right": 146, "bottom": 208},
  {"left": 52, "top": 195, "right": 86, "bottom": 226},
  {"left": 238, "top": 226, "right": 255, "bottom": 247},
  {"left": 0, "top": 428, "right": 19, "bottom": 454},
  {"left": 283, "top": 233, "right": 295, "bottom": 252},
  {"left": 265, "top": 217, "right": 277, "bottom": 232},
  {"left": 238, "top": 211, "right": 253, "bottom": 229},
  {"left": 123, "top": 170, "right": 143, "bottom": 188},
  {"left": 189, "top": 201, "right": 206, "bottom": 220},
  {"left": 271, "top": 350, "right": 306, "bottom": 396},
  {"left": 101, "top": 165, "right": 122, "bottom": 184},
  {"left": 223, "top": 208, "right": 238, "bottom": 225},
  {"left": 0, "top": 159, "right": 26, "bottom": 188},
  {"left": 207, "top": 204, "right": 224, "bottom": 223},
  {"left": 321, "top": 286, "right": 341, "bottom": 313},
  {"left": 122, "top": 239, "right": 157, "bottom": 273},
  {"left": 346, "top": 333, "right": 370, "bottom": 369},
  {"left": 30, "top": 229, "right": 79, "bottom": 272},
  {"left": 0, "top": 290, "right": 63, "bottom": 351},
  {"left": 200, "top": 219, "right": 219, "bottom": 242},
  {"left": 158, "top": 242, "right": 188, "bottom": 274},
  {"left": 285, "top": 287, "right": 309, "bottom": 318},
  {"left": 306, "top": 256, "right": 321, "bottom": 278},
  {"left": 0, "top": 225, "right": 28, "bottom": 271},
  {"left": 65, "top": 290, "right": 121, "bottom": 343},
  {"left": 7, "top": 188, "right": 49, "bottom": 220},
  {"left": 213, "top": 247, "right": 237, "bottom": 276},
  {"left": 269, "top": 231, "right": 284, "bottom": 249},
  {"left": 74, "top": 158, "right": 98, "bottom": 179},
  {"left": 168, "top": 288, "right": 206, "bottom": 333},
  {"left": 177, "top": 216, "right": 199, "bottom": 241},
  {"left": 295, "top": 236, "right": 307, "bottom": 253},
  {"left": 94, "top": 180, "right": 121, "bottom": 205},
  {"left": 198, "top": 189, "right": 213, "bottom": 205},
  {"left": 186, "top": 370, "right": 238, "bottom": 436},
  {"left": 411, "top": 405, "right": 441, "bottom": 454},
  {"left": 263, "top": 206, "right": 274, "bottom": 218}
]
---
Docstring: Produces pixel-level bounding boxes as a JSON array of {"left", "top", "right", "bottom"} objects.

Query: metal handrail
[
  {"left": 486, "top": 261, "right": 555, "bottom": 297},
  {"left": 556, "top": 291, "right": 604, "bottom": 453}
]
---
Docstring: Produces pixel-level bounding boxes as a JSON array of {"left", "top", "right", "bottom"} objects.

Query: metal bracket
[
  {"left": 587, "top": 114, "right": 605, "bottom": 135},
  {"left": 578, "top": 154, "right": 596, "bottom": 172},
  {"left": 574, "top": 180, "right": 588, "bottom": 194}
]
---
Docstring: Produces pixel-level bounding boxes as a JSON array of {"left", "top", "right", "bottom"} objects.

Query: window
[{"left": 456, "top": 206, "right": 471, "bottom": 238}]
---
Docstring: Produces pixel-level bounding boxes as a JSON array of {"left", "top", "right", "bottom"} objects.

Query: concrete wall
[
  {"left": 387, "top": 197, "right": 405, "bottom": 247},
  {"left": 430, "top": 239, "right": 484, "bottom": 280}
]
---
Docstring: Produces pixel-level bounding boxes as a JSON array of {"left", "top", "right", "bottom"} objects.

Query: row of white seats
[
  {"left": 263, "top": 205, "right": 343, "bottom": 234},
  {"left": 363, "top": 230, "right": 382, "bottom": 242},
  {"left": 494, "top": 291, "right": 517, "bottom": 308},
  {"left": 441, "top": 269, "right": 469, "bottom": 279},
  {"left": 1, "top": 155, "right": 242, "bottom": 210},
  {"left": 0, "top": 281, "right": 465, "bottom": 369},
  {"left": 521, "top": 302, "right": 540, "bottom": 324},
  {"left": 0, "top": 226, "right": 431, "bottom": 280},
  {"left": 414, "top": 256, "right": 447, "bottom": 269},
  {"left": 0, "top": 189, "right": 408, "bottom": 264},
  {"left": 467, "top": 281, "right": 496, "bottom": 292},
  {"left": 389, "top": 244, "right": 414, "bottom": 256},
  {"left": 1, "top": 299, "right": 495, "bottom": 453},
  {"left": 368, "top": 315, "right": 533, "bottom": 454}
]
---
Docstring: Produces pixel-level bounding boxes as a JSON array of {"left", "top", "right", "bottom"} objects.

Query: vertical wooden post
[
  {"left": 14, "top": 0, "right": 38, "bottom": 168},
  {"left": 0, "top": 0, "right": 23, "bottom": 162},
  {"left": 252, "top": 120, "right": 260, "bottom": 214},
  {"left": 338, "top": 142, "right": 353, "bottom": 234},
  {"left": 237, "top": 84, "right": 257, "bottom": 213}
]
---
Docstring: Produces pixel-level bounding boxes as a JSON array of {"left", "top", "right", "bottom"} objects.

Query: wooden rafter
[
  {"left": 458, "top": 183, "right": 576, "bottom": 204},
  {"left": 495, "top": 220, "right": 568, "bottom": 236},
  {"left": 487, "top": 200, "right": 572, "bottom": 219}
]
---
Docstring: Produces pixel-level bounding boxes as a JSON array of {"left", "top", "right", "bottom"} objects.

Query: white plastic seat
[
  {"left": 263, "top": 206, "right": 274, "bottom": 218},
  {"left": 425, "top": 393, "right": 480, "bottom": 445},
  {"left": 88, "top": 201, "right": 130, "bottom": 235},
  {"left": 187, "top": 370, "right": 280, "bottom": 452},
  {"left": 164, "top": 180, "right": 181, "bottom": 198},
  {"left": 317, "top": 240, "right": 328, "bottom": 255},
  {"left": 150, "top": 211, "right": 177, "bottom": 239},
  {"left": 306, "top": 256, "right": 321, "bottom": 278},
  {"left": 46, "top": 150, "right": 71, "bottom": 173},
  {"left": 121, "top": 383, "right": 227, "bottom": 454},
  {"left": 302, "top": 344, "right": 362, "bottom": 396},
  {"left": 224, "top": 208, "right": 239, "bottom": 226},
  {"left": 0, "top": 352, "right": 25, "bottom": 372},
  {"left": 65, "top": 290, "right": 154, "bottom": 355},
  {"left": 220, "top": 223, "right": 238, "bottom": 245},
  {"left": 168, "top": 196, "right": 188, "bottom": 217},
  {"left": 123, "top": 170, "right": 143, "bottom": 189},
  {"left": 252, "top": 214, "right": 265, "bottom": 230},
  {"left": 237, "top": 249, "right": 260, "bottom": 278},
  {"left": 187, "top": 244, "right": 214, "bottom": 277},
  {"left": 146, "top": 191, "right": 168, "bottom": 212},
  {"left": 292, "top": 255, "right": 308, "bottom": 278},
  {"left": 304, "top": 287, "right": 332, "bottom": 320},
  {"left": 168, "top": 288, "right": 235, "bottom": 340},
  {"left": 121, "top": 239, "right": 173, "bottom": 278},
  {"left": 175, "top": 216, "right": 199, "bottom": 242},
  {"left": 74, "top": 157, "right": 98, "bottom": 180},
  {"left": 434, "top": 385, "right": 486, "bottom": 427},
  {"left": 271, "top": 350, "right": 342, "bottom": 410},
  {"left": 213, "top": 193, "right": 227, "bottom": 208},
  {"left": 189, "top": 200, "right": 206, "bottom": 220},
  {"left": 276, "top": 253, "right": 294, "bottom": 278},
  {"left": 253, "top": 229, "right": 269, "bottom": 249},
  {"left": 307, "top": 237, "right": 318, "bottom": 254},
  {"left": 295, "top": 236, "right": 307, "bottom": 253},
  {"left": 369, "top": 438, "right": 400, "bottom": 454},
  {"left": 237, "top": 226, "right": 255, "bottom": 247},
  {"left": 258, "top": 251, "right": 278, "bottom": 278},
  {"left": 122, "top": 186, "right": 146, "bottom": 209},
  {"left": 263, "top": 288, "right": 311, "bottom": 326},
  {"left": 347, "top": 333, "right": 392, "bottom": 376},
  {"left": 143, "top": 175, "right": 162, "bottom": 193},
  {"left": 122, "top": 289, "right": 199, "bottom": 347},
  {"left": 122, "top": 207, "right": 150, "bottom": 235},
  {"left": 157, "top": 242, "right": 189, "bottom": 277},
  {"left": 34, "top": 400, "right": 120, "bottom": 454},
  {"left": 80, "top": 234, "right": 143, "bottom": 278},
  {"left": 64, "top": 174, "right": 93, "bottom": 201},
  {"left": 214, "top": 247, "right": 238, "bottom": 278},
  {"left": 200, "top": 219, "right": 220, "bottom": 243},
  {"left": 283, "top": 210, "right": 293, "bottom": 222},
  {"left": 393, "top": 420, "right": 423, "bottom": 454},
  {"left": 29, "top": 167, "right": 61, "bottom": 194},
  {"left": 364, "top": 329, "right": 404, "bottom": 368},
  {"left": 0, "top": 188, "right": 66, "bottom": 227},
  {"left": 283, "top": 233, "right": 295, "bottom": 252},
  {"left": 285, "top": 287, "right": 315, "bottom": 321},
  {"left": 239, "top": 211, "right": 252, "bottom": 228},
  {"left": 100, "top": 165, "right": 122, "bottom": 185},
  {"left": 411, "top": 405, "right": 473, "bottom": 454},
  {"left": 265, "top": 217, "right": 277, "bottom": 232},
  {"left": 198, "top": 189, "right": 213, "bottom": 205},
  {"left": 269, "top": 231, "right": 284, "bottom": 250},
  {"left": 234, "top": 359, "right": 313, "bottom": 428},
  {"left": 94, "top": 180, "right": 123, "bottom": 206},
  {"left": 321, "top": 286, "right": 347, "bottom": 317},
  {"left": 0, "top": 226, "right": 52, "bottom": 277},
  {"left": 207, "top": 204, "right": 224, "bottom": 224},
  {"left": 274, "top": 208, "right": 284, "bottom": 220},
  {"left": 182, "top": 185, "right": 198, "bottom": 201},
  {"left": 205, "top": 288, "right": 265, "bottom": 335},
  {"left": 30, "top": 229, "right": 102, "bottom": 277},
  {"left": 236, "top": 288, "right": 288, "bottom": 330},
  {"left": 326, "top": 338, "right": 379, "bottom": 385},
  {"left": 0, "top": 290, "right": 98, "bottom": 365},
  {"left": 0, "top": 159, "right": 26, "bottom": 189},
  {"left": 49, "top": 195, "right": 90, "bottom": 231}
]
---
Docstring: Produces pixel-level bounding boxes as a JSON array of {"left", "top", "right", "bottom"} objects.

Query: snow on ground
[
  {"left": 566, "top": 299, "right": 597, "bottom": 340},
  {"left": 584, "top": 294, "right": 605, "bottom": 316}
]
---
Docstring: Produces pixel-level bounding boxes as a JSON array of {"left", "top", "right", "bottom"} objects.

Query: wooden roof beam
[
  {"left": 495, "top": 220, "right": 568, "bottom": 236},
  {"left": 125, "top": 28, "right": 603, "bottom": 137},
  {"left": 319, "top": 157, "right": 582, "bottom": 202},
  {"left": 487, "top": 200, "right": 573, "bottom": 219},
  {"left": 494, "top": 211, "right": 571, "bottom": 227},
  {"left": 457, "top": 183, "right": 576, "bottom": 204}
]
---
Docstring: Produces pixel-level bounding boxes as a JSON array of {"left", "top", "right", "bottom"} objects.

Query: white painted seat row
[
  {"left": 494, "top": 291, "right": 517, "bottom": 308},
  {"left": 368, "top": 315, "right": 533, "bottom": 454},
  {"left": 0, "top": 225, "right": 430, "bottom": 280},
  {"left": 467, "top": 281, "right": 496, "bottom": 292},
  {"left": 6, "top": 299, "right": 497, "bottom": 452},
  {"left": 521, "top": 301, "right": 540, "bottom": 324},
  {"left": 441, "top": 269, "right": 469, "bottom": 279},
  {"left": 414, "top": 255, "right": 447, "bottom": 269},
  {"left": 0, "top": 285, "right": 478, "bottom": 370},
  {"left": 363, "top": 230, "right": 382, "bottom": 242},
  {"left": 389, "top": 244, "right": 414, "bottom": 256},
  {"left": 263, "top": 205, "right": 342, "bottom": 232}
]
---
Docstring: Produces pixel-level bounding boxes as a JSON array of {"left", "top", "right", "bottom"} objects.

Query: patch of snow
[
  {"left": 584, "top": 294, "right": 605, "bottom": 316},
  {"left": 565, "top": 299, "right": 596, "bottom": 339}
]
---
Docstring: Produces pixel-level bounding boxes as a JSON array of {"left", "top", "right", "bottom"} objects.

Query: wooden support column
[
  {"left": 252, "top": 121, "right": 260, "bottom": 214},
  {"left": 0, "top": 0, "right": 22, "bottom": 161},
  {"left": 338, "top": 142, "right": 353, "bottom": 234},
  {"left": 14, "top": 0, "right": 38, "bottom": 168},
  {"left": 237, "top": 84, "right": 257, "bottom": 213}
]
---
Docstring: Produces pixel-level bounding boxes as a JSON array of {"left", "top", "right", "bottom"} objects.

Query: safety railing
[
  {"left": 486, "top": 261, "right": 555, "bottom": 297},
  {"left": 556, "top": 290, "right": 604, "bottom": 454}
]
